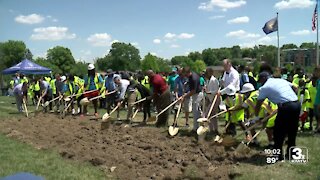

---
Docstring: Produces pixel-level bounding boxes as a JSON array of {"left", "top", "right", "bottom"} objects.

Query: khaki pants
[
  {"left": 127, "top": 90, "right": 137, "bottom": 120},
  {"left": 154, "top": 89, "right": 171, "bottom": 127}
]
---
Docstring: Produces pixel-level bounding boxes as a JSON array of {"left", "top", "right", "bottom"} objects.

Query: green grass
[{"left": 0, "top": 96, "right": 109, "bottom": 180}]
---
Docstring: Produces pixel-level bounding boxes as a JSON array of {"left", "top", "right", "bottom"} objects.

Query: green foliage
[
  {"left": 141, "top": 53, "right": 160, "bottom": 72},
  {"left": 300, "top": 42, "right": 316, "bottom": 49},
  {"left": 47, "top": 46, "right": 76, "bottom": 74},
  {"left": 70, "top": 61, "right": 88, "bottom": 77},
  {"left": 25, "top": 48, "right": 33, "bottom": 60},
  {"left": 281, "top": 43, "right": 298, "bottom": 49},
  {"left": 231, "top": 45, "right": 242, "bottom": 59},
  {"left": 192, "top": 60, "right": 206, "bottom": 73},
  {"left": 107, "top": 42, "right": 141, "bottom": 71},
  {"left": 188, "top": 51, "right": 202, "bottom": 61},
  {"left": 201, "top": 48, "right": 217, "bottom": 65},
  {"left": 0, "top": 40, "right": 27, "bottom": 70},
  {"left": 157, "top": 58, "right": 171, "bottom": 73},
  {"left": 215, "top": 48, "right": 232, "bottom": 61},
  {"left": 34, "top": 57, "right": 62, "bottom": 74}
]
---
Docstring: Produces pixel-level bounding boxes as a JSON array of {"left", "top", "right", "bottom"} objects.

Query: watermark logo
[{"left": 289, "top": 146, "right": 308, "bottom": 164}]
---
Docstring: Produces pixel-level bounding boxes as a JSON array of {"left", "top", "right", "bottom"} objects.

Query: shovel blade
[
  {"left": 147, "top": 116, "right": 157, "bottom": 122},
  {"left": 168, "top": 126, "right": 179, "bottom": 136},
  {"left": 219, "top": 135, "right": 237, "bottom": 146},
  {"left": 235, "top": 142, "right": 251, "bottom": 154},
  {"left": 197, "top": 126, "right": 209, "bottom": 136},
  {"left": 197, "top": 118, "right": 208, "bottom": 123},
  {"left": 102, "top": 113, "right": 110, "bottom": 121}
]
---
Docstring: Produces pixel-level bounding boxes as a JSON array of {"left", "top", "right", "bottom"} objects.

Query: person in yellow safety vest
[
  {"left": 306, "top": 76, "right": 317, "bottom": 131},
  {"left": 9, "top": 80, "right": 14, "bottom": 89},
  {"left": 141, "top": 75, "right": 151, "bottom": 90},
  {"left": 44, "top": 76, "right": 51, "bottom": 83},
  {"left": 83, "top": 64, "right": 103, "bottom": 117},
  {"left": 99, "top": 74, "right": 106, "bottom": 109},
  {"left": 297, "top": 80, "right": 311, "bottom": 131},
  {"left": 220, "top": 84, "right": 246, "bottom": 137},
  {"left": 63, "top": 75, "right": 79, "bottom": 115},
  {"left": 292, "top": 69, "right": 306, "bottom": 87},
  {"left": 229, "top": 83, "right": 263, "bottom": 143},
  {"left": 28, "top": 81, "right": 35, "bottom": 105},
  {"left": 263, "top": 100, "right": 278, "bottom": 148},
  {"left": 33, "top": 78, "right": 41, "bottom": 103}
]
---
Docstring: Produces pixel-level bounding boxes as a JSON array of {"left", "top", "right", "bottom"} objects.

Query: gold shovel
[
  {"left": 43, "top": 95, "right": 62, "bottom": 107},
  {"left": 147, "top": 96, "right": 183, "bottom": 122},
  {"left": 235, "top": 127, "right": 266, "bottom": 154},
  {"left": 101, "top": 101, "right": 123, "bottom": 130},
  {"left": 168, "top": 102, "right": 182, "bottom": 136}
]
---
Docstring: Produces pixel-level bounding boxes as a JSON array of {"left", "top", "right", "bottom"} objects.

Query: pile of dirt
[{"left": 0, "top": 114, "right": 261, "bottom": 179}]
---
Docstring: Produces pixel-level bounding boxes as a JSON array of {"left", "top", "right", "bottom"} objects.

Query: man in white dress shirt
[{"left": 221, "top": 59, "right": 240, "bottom": 91}]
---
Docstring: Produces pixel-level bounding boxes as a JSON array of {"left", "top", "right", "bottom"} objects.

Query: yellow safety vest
[
  {"left": 50, "top": 79, "right": 56, "bottom": 95},
  {"left": 34, "top": 81, "right": 40, "bottom": 91},
  {"left": 225, "top": 93, "right": 245, "bottom": 123},
  {"left": 244, "top": 91, "right": 265, "bottom": 119},
  {"left": 263, "top": 100, "right": 277, "bottom": 128},
  {"left": 142, "top": 76, "right": 150, "bottom": 90},
  {"left": 45, "top": 77, "right": 51, "bottom": 83},
  {"left": 86, "top": 74, "right": 102, "bottom": 90}
]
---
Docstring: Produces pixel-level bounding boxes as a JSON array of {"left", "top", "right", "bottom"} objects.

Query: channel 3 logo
[{"left": 289, "top": 146, "right": 308, "bottom": 164}]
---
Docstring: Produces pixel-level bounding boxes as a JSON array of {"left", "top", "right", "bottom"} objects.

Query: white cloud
[
  {"left": 178, "top": 33, "right": 195, "bottom": 39},
  {"left": 226, "top": 30, "right": 260, "bottom": 39},
  {"left": 290, "top": 30, "right": 310, "bottom": 35},
  {"left": 209, "top": 15, "right": 225, "bottom": 20},
  {"left": 153, "top": 39, "right": 161, "bottom": 44},
  {"left": 150, "top": 52, "right": 157, "bottom": 56},
  {"left": 227, "top": 16, "right": 249, "bottom": 24},
  {"left": 164, "top": 33, "right": 176, "bottom": 39},
  {"left": 199, "top": 0, "right": 246, "bottom": 11},
  {"left": 15, "top": 14, "right": 45, "bottom": 24},
  {"left": 170, "top": 44, "right": 180, "bottom": 48},
  {"left": 87, "top": 33, "right": 112, "bottom": 47},
  {"left": 111, "top": 40, "right": 119, "bottom": 45},
  {"left": 131, "top": 42, "right": 139, "bottom": 46},
  {"left": 274, "top": 0, "right": 314, "bottom": 10},
  {"left": 31, "top": 27, "right": 76, "bottom": 41}
]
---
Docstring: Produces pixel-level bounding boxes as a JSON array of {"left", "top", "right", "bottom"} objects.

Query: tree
[
  {"left": 281, "top": 43, "right": 298, "bottom": 50},
  {"left": 215, "top": 48, "right": 232, "bottom": 63},
  {"left": 192, "top": 60, "right": 206, "bottom": 73},
  {"left": 188, "top": 51, "right": 202, "bottom": 61},
  {"left": 202, "top": 48, "right": 217, "bottom": 66},
  {"left": 231, "top": 45, "right": 241, "bottom": 59},
  {"left": 157, "top": 58, "right": 171, "bottom": 72},
  {"left": 107, "top": 42, "right": 141, "bottom": 71},
  {"left": 34, "top": 57, "right": 62, "bottom": 74},
  {"left": 300, "top": 42, "right": 316, "bottom": 49},
  {"left": 0, "top": 40, "right": 27, "bottom": 70},
  {"left": 171, "top": 56, "right": 193, "bottom": 68},
  {"left": 70, "top": 61, "right": 88, "bottom": 77},
  {"left": 47, "top": 46, "right": 75, "bottom": 74},
  {"left": 25, "top": 48, "right": 33, "bottom": 60},
  {"left": 141, "top": 53, "right": 160, "bottom": 72}
]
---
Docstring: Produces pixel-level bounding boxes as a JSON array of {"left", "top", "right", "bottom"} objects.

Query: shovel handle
[
  {"left": 156, "top": 96, "right": 183, "bottom": 118},
  {"left": 247, "top": 127, "right": 265, "bottom": 145},
  {"left": 235, "top": 110, "right": 277, "bottom": 139},
  {"left": 206, "top": 88, "right": 220, "bottom": 118},
  {"left": 173, "top": 102, "right": 182, "bottom": 126},
  {"left": 89, "top": 90, "right": 116, "bottom": 101},
  {"left": 130, "top": 97, "right": 147, "bottom": 105},
  {"left": 132, "top": 108, "right": 139, "bottom": 119},
  {"left": 36, "top": 96, "right": 43, "bottom": 110},
  {"left": 109, "top": 101, "right": 122, "bottom": 115}
]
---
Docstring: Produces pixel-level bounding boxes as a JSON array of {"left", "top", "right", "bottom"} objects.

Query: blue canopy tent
[{"left": 2, "top": 59, "right": 51, "bottom": 75}]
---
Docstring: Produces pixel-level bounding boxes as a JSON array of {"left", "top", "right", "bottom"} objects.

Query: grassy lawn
[
  {"left": 1, "top": 95, "right": 320, "bottom": 179},
  {"left": 0, "top": 96, "right": 108, "bottom": 180}
]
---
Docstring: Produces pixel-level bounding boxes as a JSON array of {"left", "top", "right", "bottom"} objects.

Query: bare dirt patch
[{"left": 0, "top": 114, "right": 263, "bottom": 180}]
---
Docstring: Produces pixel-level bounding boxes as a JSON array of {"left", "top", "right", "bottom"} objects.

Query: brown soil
[{"left": 0, "top": 114, "right": 263, "bottom": 180}]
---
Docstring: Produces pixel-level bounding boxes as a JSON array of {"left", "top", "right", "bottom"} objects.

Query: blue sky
[{"left": 0, "top": 0, "right": 317, "bottom": 62}]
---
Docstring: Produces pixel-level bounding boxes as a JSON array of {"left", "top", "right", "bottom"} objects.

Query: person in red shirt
[{"left": 147, "top": 70, "right": 171, "bottom": 127}]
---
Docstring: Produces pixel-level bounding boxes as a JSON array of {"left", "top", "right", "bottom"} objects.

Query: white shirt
[
  {"left": 205, "top": 75, "right": 219, "bottom": 101},
  {"left": 13, "top": 83, "right": 23, "bottom": 96},
  {"left": 118, "top": 79, "right": 130, "bottom": 99},
  {"left": 222, "top": 66, "right": 240, "bottom": 91}
]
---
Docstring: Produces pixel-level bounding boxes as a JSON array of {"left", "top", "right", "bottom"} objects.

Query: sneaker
[
  {"left": 72, "top": 109, "right": 75, "bottom": 115},
  {"left": 77, "top": 108, "right": 80, "bottom": 114}
]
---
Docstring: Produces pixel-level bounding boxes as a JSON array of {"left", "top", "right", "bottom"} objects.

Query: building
[{"left": 281, "top": 48, "right": 316, "bottom": 67}]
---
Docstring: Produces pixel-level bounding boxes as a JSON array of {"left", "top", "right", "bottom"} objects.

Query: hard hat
[
  {"left": 60, "top": 76, "right": 66, "bottom": 82},
  {"left": 88, "top": 63, "right": 95, "bottom": 70},
  {"left": 220, "top": 84, "right": 236, "bottom": 96},
  {"left": 240, "top": 83, "right": 255, "bottom": 94}
]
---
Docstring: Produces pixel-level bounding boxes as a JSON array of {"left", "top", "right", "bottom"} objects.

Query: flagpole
[
  {"left": 277, "top": 12, "right": 280, "bottom": 67},
  {"left": 317, "top": 1, "right": 319, "bottom": 67}
]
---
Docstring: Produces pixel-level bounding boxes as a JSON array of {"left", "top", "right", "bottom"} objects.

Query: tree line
[{"left": 0, "top": 40, "right": 317, "bottom": 77}]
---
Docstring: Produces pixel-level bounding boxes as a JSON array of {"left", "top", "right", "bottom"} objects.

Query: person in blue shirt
[
  {"left": 104, "top": 69, "right": 117, "bottom": 113},
  {"left": 255, "top": 71, "right": 300, "bottom": 162},
  {"left": 83, "top": 64, "right": 103, "bottom": 117}
]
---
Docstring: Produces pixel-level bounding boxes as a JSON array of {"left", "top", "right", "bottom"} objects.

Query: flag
[
  {"left": 262, "top": 17, "right": 278, "bottom": 35},
  {"left": 312, "top": 3, "right": 317, "bottom": 31}
]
